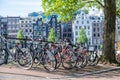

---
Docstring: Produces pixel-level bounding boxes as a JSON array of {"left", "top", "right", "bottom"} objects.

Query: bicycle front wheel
[
  {"left": 17, "top": 49, "right": 33, "bottom": 70},
  {"left": 0, "top": 49, "right": 8, "bottom": 65}
]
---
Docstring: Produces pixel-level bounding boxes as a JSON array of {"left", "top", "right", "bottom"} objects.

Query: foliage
[
  {"left": 42, "top": 0, "right": 85, "bottom": 22},
  {"left": 16, "top": 30, "right": 24, "bottom": 44},
  {"left": 77, "top": 28, "right": 88, "bottom": 44},
  {"left": 116, "top": 0, "right": 120, "bottom": 18},
  {"left": 42, "top": 0, "right": 120, "bottom": 21},
  {"left": 48, "top": 28, "right": 56, "bottom": 42}
]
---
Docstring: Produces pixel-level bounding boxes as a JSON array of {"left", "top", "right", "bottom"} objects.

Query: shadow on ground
[{"left": 1, "top": 63, "right": 120, "bottom": 79}]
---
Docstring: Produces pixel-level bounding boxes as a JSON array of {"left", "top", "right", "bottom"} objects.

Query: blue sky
[{"left": 0, "top": 0, "right": 43, "bottom": 17}]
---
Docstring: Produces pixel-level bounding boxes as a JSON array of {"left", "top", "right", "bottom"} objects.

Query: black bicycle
[
  {"left": 0, "top": 36, "right": 33, "bottom": 70},
  {"left": 29, "top": 38, "right": 57, "bottom": 71}
]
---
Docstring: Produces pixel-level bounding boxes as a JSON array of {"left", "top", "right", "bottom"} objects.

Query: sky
[{"left": 0, "top": 0, "right": 43, "bottom": 17}]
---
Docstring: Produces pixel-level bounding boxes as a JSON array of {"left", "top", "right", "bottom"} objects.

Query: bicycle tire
[
  {"left": 75, "top": 54, "right": 84, "bottom": 68},
  {"left": 0, "top": 49, "right": 8, "bottom": 65},
  {"left": 88, "top": 52, "right": 99, "bottom": 66},
  {"left": 43, "top": 52, "right": 57, "bottom": 71},
  {"left": 17, "top": 49, "right": 33, "bottom": 70},
  {"left": 55, "top": 52, "right": 62, "bottom": 69},
  {"left": 62, "top": 51, "right": 77, "bottom": 70}
]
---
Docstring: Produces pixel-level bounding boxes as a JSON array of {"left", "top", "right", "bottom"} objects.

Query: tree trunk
[{"left": 103, "top": 0, "right": 116, "bottom": 63}]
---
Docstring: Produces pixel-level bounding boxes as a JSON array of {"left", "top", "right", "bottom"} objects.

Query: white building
[
  {"left": 72, "top": 10, "right": 104, "bottom": 49},
  {"left": 72, "top": 11, "right": 92, "bottom": 45}
]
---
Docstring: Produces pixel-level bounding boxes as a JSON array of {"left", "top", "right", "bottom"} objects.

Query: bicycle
[
  {"left": 28, "top": 38, "right": 57, "bottom": 71},
  {"left": 0, "top": 36, "right": 33, "bottom": 70}
]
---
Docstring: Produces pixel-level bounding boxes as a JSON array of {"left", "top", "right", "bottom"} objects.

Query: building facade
[
  {"left": 47, "top": 15, "right": 61, "bottom": 40},
  {"left": 0, "top": 17, "right": 8, "bottom": 37},
  {"left": 91, "top": 16, "right": 104, "bottom": 48},
  {"left": 7, "top": 17, "right": 20, "bottom": 38},
  {"left": 19, "top": 18, "right": 33, "bottom": 39},
  {"left": 72, "top": 10, "right": 104, "bottom": 49},
  {"left": 73, "top": 11, "right": 92, "bottom": 45},
  {"left": 33, "top": 18, "right": 48, "bottom": 40},
  {"left": 62, "top": 21, "right": 73, "bottom": 40}
]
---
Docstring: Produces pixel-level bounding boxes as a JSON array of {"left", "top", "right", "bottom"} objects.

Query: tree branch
[
  {"left": 84, "top": 0, "right": 104, "bottom": 8},
  {"left": 95, "top": 0, "right": 104, "bottom": 8}
]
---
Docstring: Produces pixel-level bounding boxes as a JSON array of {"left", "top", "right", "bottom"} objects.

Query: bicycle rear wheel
[
  {"left": 88, "top": 52, "right": 99, "bottom": 66},
  {"left": 55, "top": 52, "right": 62, "bottom": 69},
  {"left": 62, "top": 51, "right": 77, "bottom": 70},
  {"left": 17, "top": 49, "right": 33, "bottom": 70},
  {"left": 43, "top": 52, "right": 57, "bottom": 71},
  {"left": 75, "top": 54, "right": 84, "bottom": 68}
]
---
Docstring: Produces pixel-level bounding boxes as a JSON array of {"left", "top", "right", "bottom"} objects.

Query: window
[
  {"left": 93, "top": 28, "right": 96, "bottom": 32},
  {"left": 21, "top": 21, "right": 24, "bottom": 23},
  {"left": 29, "top": 29, "right": 32, "bottom": 32},
  {"left": 75, "top": 31, "right": 78, "bottom": 35},
  {"left": 34, "top": 25, "right": 38, "bottom": 30},
  {"left": 79, "top": 26, "right": 81, "bottom": 29},
  {"left": 87, "top": 21, "right": 89, "bottom": 24},
  {"left": 82, "top": 17, "right": 84, "bottom": 19},
  {"left": 98, "top": 28, "right": 99, "bottom": 32},
  {"left": 76, "top": 38, "right": 77, "bottom": 42},
  {"left": 63, "top": 28, "right": 67, "bottom": 32},
  {"left": 29, "top": 25, "right": 32, "bottom": 27},
  {"left": 84, "top": 26, "right": 86, "bottom": 29},
  {"left": 68, "top": 34, "right": 71, "bottom": 37},
  {"left": 33, "top": 19, "right": 35, "bottom": 21},
  {"left": 94, "top": 39, "right": 96, "bottom": 44},
  {"left": 82, "top": 21, "right": 84, "bottom": 24},
  {"left": 52, "top": 22, "right": 55, "bottom": 27},
  {"left": 52, "top": 18, "right": 55, "bottom": 22},
  {"left": 76, "top": 21, "right": 79, "bottom": 24},
  {"left": 43, "top": 31, "right": 46, "bottom": 36},
  {"left": 63, "top": 34, "right": 66, "bottom": 37},
  {"left": 98, "top": 33, "right": 100, "bottom": 37},
  {"left": 88, "top": 31, "right": 90, "bottom": 35},
  {"left": 98, "top": 39, "right": 100, "bottom": 44},
  {"left": 118, "top": 27, "right": 120, "bottom": 29},
  {"left": 94, "top": 34, "right": 96, "bottom": 37},
  {"left": 88, "top": 26, "right": 90, "bottom": 29},
  {"left": 25, "top": 29, "right": 28, "bottom": 32},
  {"left": 75, "top": 26, "right": 78, "bottom": 29},
  {"left": 97, "top": 23, "right": 99, "bottom": 26},
  {"left": 68, "top": 28, "right": 72, "bottom": 32},
  {"left": 43, "top": 26, "right": 46, "bottom": 30}
]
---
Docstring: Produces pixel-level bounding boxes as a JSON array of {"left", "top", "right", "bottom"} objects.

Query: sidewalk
[{"left": 0, "top": 64, "right": 120, "bottom": 80}]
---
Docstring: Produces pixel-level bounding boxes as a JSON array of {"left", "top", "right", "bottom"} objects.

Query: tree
[
  {"left": 42, "top": 0, "right": 118, "bottom": 63},
  {"left": 48, "top": 28, "right": 56, "bottom": 42},
  {"left": 77, "top": 28, "right": 88, "bottom": 46},
  {"left": 16, "top": 30, "right": 24, "bottom": 44}
]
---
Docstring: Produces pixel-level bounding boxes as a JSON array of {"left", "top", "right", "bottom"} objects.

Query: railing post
[{"left": 25, "top": 36, "right": 27, "bottom": 48}]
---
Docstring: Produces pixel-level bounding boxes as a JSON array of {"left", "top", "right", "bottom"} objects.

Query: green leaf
[
  {"left": 16, "top": 30, "right": 24, "bottom": 44},
  {"left": 77, "top": 28, "right": 88, "bottom": 44},
  {"left": 48, "top": 28, "right": 56, "bottom": 42}
]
